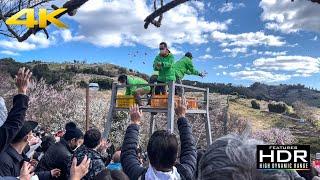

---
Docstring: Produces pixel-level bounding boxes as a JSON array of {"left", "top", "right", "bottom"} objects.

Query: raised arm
[
  {"left": 0, "top": 67, "right": 32, "bottom": 153},
  {"left": 186, "top": 60, "right": 200, "bottom": 76},
  {"left": 120, "top": 105, "right": 146, "bottom": 180},
  {"left": 175, "top": 97, "right": 197, "bottom": 178}
]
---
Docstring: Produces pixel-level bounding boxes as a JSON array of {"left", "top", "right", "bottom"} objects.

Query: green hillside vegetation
[{"left": 1, "top": 58, "right": 319, "bottom": 108}]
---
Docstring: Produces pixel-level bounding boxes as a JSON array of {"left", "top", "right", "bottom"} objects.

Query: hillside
[
  {"left": 1, "top": 58, "right": 319, "bottom": 108},
  {"left": 183, "top": 80, "right": 320, "bottom": 108},
  {"left": 229, "top": 98, "right": 320, "bottom": 155}
]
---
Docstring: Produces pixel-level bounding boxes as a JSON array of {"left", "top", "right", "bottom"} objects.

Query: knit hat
[
  {"left": 63, "top": 122, "right": 84, "bottom": 141},
  {"left": 0, "top": 97, "right": 7, "bottom": 127}
]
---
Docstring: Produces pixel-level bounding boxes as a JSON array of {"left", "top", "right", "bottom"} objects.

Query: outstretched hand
[
  {"left": 175, "top": 96, "right": 187, "bottom": 118},
  {"left": 130, "top": 104, "right": 143, "bottom": 125},
  {"left": 15, "top": 67, "right": 32, "bottom": 95}
]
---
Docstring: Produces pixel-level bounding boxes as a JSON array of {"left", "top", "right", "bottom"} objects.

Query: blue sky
[{"left": 0, "top": 0, "right": 320, "bottom": 89}]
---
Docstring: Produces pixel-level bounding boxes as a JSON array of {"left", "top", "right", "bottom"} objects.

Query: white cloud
[
  {"left": 218, "top": 2, "right": 245, "bottom": 13},
  {"left": 216, "top": 72, "right": 220, "bottom": 76},
  {"left": 230, "top": 70, "right": 291, "bottom": 83},
  {"left": 191, "top": 1, "right": 205, "bottom": 11},
  {"left": 170, "top": 47, "right": 184, "bottom": 55},
  {"left": 212, "top": 31, "right": 286, "bottom": 48},
  {"left": 234, "top": 63, "right": 242, "bottom": 68},
  {"left": 205, "top": 47, "right": 211, "bottom": 52},
  {"left": 0, "top": 33, "right": 54, "bottom": 51},
  {"left": 222, "top": 47, "right": 247, "bottom": 57},
  {"left": 0, "top": 50, "right": 19, "bottom": 56},
  {"left": 260, "top": 0, "right": 320, "bottom": 33},
  {"left": 199, "top": 54, "right": 213, "bottom": 60},
  {"left": 222, "top": 71, "right": 227, "bottom": 75},
  {"left": 253, "top": 55, "right": 320, "bottom": 76},
  {"left": 218, "top": 65, "right": 228, "bottom": 69},
  {"left": 71, "top": 0, "right": 231, "bottom": 48},
  {"left": 60, "top": 29, "right": 85, "bottom": 42},
  {"left": 250, "top": 50, "right": 287, "bottom": 56},
  {"left": 262, "top": 51, "right": 287, "bottom": 56},
  {"left": 0, "top": 40, "right": 36, "bottom": 51}
]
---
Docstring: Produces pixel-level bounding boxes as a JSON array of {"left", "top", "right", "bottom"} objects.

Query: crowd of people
[{"left": 1, "top": 44, "right": 320, "bottom": 180}]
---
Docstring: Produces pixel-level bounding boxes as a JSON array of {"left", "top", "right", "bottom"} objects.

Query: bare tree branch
[
  {"left": 3, "top": 0, "right": 53, "bottom": 18},
  {"left": 0, "top": 0, "right": 89, "bottom": 42},
  {"left": 144, "top": 0, "right": 190, "bottom": 29}
]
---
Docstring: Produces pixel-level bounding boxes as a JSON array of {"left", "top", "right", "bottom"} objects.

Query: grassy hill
[
  {"left": 1, "top": 58, "right": 319, "bottom": 108},
  {"left": 229, "top": 98, "right": 320, "bottom": 155},
  {"left": 183, "top": 80, "right": 320, "bottom": 108}
]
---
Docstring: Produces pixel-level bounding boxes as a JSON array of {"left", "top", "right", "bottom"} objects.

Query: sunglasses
[{"left": 159, "top": 47, "right": 166, "bottom": 51}]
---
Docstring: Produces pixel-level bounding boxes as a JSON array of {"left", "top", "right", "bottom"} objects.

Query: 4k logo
[{"left": 6, "top": 8, "right": 68, "bottom": 28}]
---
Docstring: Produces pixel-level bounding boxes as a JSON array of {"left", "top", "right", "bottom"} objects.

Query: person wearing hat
[
  {"left": 173, "top": 52, "right": 205, "bottom": 95},
  {"left": 36, "top": 122, "right": 84, "bottom": 180},
  {"left": 0, "top": 121, "right": 61, "bottom": 179}
]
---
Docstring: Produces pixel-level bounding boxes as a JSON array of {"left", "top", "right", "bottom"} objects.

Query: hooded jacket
[
  {"left": 120, "top": 117, "right": 197, "bottom": 180},
  {"left": 125, "top": 76, "right": 150, "bottom": 96},
  {"left": 174, "top": 56, "right": 200, "bottom": 80},
  {"left": 153, "top": 53, "right": 176, "bottom": 82}
]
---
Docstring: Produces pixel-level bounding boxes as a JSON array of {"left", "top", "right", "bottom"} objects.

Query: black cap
[
  {"left": 12, "top": 121, "right": 38, "bottom": 143},
  {"left": 185, "top": 52, "right": 193, "bottom": 59}
]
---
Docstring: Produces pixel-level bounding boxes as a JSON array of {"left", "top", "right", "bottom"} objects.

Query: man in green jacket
[
  {"left": 153, "top": 42, "right": 176, "bottom": 95},
  {"left": 118, "top": 75, "right": 150, "bottom": 106},
  {"left": 174, "top": 52, "right": 205, "bottom": 95}
]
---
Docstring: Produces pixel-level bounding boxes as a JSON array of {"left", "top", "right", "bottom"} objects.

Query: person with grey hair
[
  {"left": 197, "top": 134, "right": 304, "bottom": 180},
  {"left": 0, "top": 97, "right": 7, "bottom": 127}
]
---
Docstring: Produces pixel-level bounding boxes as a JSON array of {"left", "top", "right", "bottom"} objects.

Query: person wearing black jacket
[
  {"left": 0, "top": 67, "right": 35, "bottom": 180},
  {"left": 0, "top": 67, "right": 31, "bottom": 154},
  {"left": 0, "top": 121, "right": 61, "bottom": 179},
  {"left": 37, "top": 122, "right": 84, "bottom": 180},
  {"left": 121, "top": 98, "right": 197, "bottom": 180}
]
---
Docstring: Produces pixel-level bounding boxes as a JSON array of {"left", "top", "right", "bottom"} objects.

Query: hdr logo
[
  {"left": 257, "top": 145, "right": 310, "bottom": 170},
  {"left": 5, "top": 8, "right": 68, "bottom": 28}
]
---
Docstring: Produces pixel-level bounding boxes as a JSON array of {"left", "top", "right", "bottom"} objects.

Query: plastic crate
[
  {"left": 151, "top": 95, "right": 198, "bottom": 109},
  {"left": 186, "top": 98, "right": 198, "bottom": 110},
  {"left": 151, "top": 95, "right": 169, "bottom": 108},
  {"left": 116, "top": 95, "right": 135, "bottom": 108}
]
